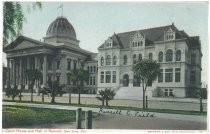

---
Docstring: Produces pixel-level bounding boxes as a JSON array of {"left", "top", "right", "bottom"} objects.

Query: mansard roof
[{"left": 98, "top": 24, "right": 189, "bottom": 49}]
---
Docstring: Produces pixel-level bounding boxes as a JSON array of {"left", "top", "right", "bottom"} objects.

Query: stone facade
[{"left": 98, "top": 24, "right": 202, "bottom": 98}]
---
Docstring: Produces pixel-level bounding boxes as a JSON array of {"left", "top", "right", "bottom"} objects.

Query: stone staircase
[{"left": 114, "top": 87, "right": 143, "bottom": 100}]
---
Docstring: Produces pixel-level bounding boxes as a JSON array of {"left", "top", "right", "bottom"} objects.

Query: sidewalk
[{"left": 3, "top": 102, "right": 207, "bottom": 123}]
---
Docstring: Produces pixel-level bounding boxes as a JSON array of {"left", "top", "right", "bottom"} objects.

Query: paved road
[
  {"left": 3, "top": 95, "right": 207, "bottom": 111},
  {"left": 3, "top": 102, "right": 207, "bottom": 130}
]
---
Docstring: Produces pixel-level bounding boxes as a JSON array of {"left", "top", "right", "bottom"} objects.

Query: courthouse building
[
  {"left": 4, "top": 16, "right": 98, "bottom": 93},
  {"left": 4, "top": 16, "right": 202, "bottom": 98}
]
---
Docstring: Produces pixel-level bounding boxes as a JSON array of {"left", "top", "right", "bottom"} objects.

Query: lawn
[{"left": 2, "top": 105, "right": 99, "bottom": 128}]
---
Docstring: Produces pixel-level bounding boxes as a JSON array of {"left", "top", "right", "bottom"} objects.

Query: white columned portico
[{"left": 34, "top": 56, "right": 39, "bottom": 93}]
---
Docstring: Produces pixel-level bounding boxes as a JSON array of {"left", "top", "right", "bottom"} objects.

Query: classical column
[
  {"left": 43, "top": 55, "right": 47, "bottom": 86},
  {"left": 6, "top": 58, "right": 10, "bottom": 87},
  {"left": 34, "top": 56, "right": 38, "bottom": 92},
  {"left": 10, "top": 59, "right": 13, "bottom": 87},
  {"left": 25, "top": 57, "right": 30, "bottom": 90},
  {"left": 18, "top": 58, "right": 22, "bottom": 89},
  {"left": 13, "top": 60, "right": 16, "bottom": 87}
]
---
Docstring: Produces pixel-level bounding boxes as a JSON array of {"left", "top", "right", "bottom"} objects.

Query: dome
[{"left": 46, "top": 16, "right": 77, "bottom": 40}]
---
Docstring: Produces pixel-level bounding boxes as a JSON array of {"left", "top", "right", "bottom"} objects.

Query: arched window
[
  {"left": 123, "top": 55, "right": 127, "bottom": 65},
  {"left": 90, "top": 66, "right": 93, "bottom": 72},
  {"left": 106, "top": 55, "right": 111, "bottom": 65},
  {"left": 166, "top": 49, "right": 173, "bottom": 62},
  {"left": 159, "top": 51, "right": 163, "bottom": 62},
  {"left": 133, "top": 54, "right": 137, "bottom": 64},
  {"left": 101, "top": 57, "right": 104, "bottom": 66},
  {"left": 123, "top": 74, "right": 129, "bottom": 87},
  {"left": 149, "top": 53, "right": 153, "bottom": 60},
  {"left": 176, "top": 50, "right": 181, "bottom": 61},
  {"left": 113, "top": 55, "right": 117, "bottom": 65},
  {"left": 87, "top": 66, "right": 90, "bottom": 72}
]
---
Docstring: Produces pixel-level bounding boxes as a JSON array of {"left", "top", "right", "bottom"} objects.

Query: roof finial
[
  {"left": 172, "top": 22, "right": 174, "bottom": 25},
  {"left": 57, "top": 4, "right": 63, "bottom": 16}
]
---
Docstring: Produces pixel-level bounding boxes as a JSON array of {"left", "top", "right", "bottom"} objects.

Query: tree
[
  {"left": 3, "top": 2, "right": 42, "bottom": 46},
  {"left": 96, "top": 88, "right": 116, "bottom": 106},
  {"left": 39, "top": 86, "right": 49, "bottom": 103},
  {"left": 132, "top": 59, "right": 160, "bottom": 110},
  {"left": 26, "top": 69, "right": 42, "bottom": 102},
  {"left": 70, "top": 68, "right": 89, "bottom": 104},
  {"left": 47, "top": 80, "right": 65, "bottom": 103},
  {"left": 5, "top": 85, "right": 19, "bottom": 101}
]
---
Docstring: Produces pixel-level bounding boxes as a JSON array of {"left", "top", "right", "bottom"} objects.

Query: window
[
  {"left": 93, "top": 76, "right": 95, "bottom": 85},
  {"left": 147, "top": 79, "right": 152, "bottom": 87},
  {"left": 176, "top": 50, "right": 181, "bottom": 61},
  {"left": 67, "top": 60, "right": 71, "bottom": 70},
  {"left": 90, "top": 66, "right": 93, "bottom": 73},
  {"left": 166, "top": 49, "right": 173, "bottom": 62},
  {"left": 175, "top": 68, "right": 181, "bottom": 82},
  {"left": 56, "top": 76, "right": 60, "bottom": 83},
  {"left": 87, "top": 77, "right": 89, "bottom": 85},
  {"left": 57, "top": 61, "right": 60, "bottom": 69},
  {"left": 67, "top": 75, "right": 71, "bottom": 85},
  {"left": 149, "top": 53, "right": 153, "bottom": 60},
  {"left": 133, "top": 76, "right": 140, "bottom": 87},
  {"left": 87, "top": 66, "right": 90, "bottom": 72},
  {"left": 101, "top": 57, "right": 104, "bottom": 66},
  {"left": 123, "top": 55, "right": 127, "bottom": 65},
  {"left": 73, "top": 61, "right": 77, "bottom": 70},
  {"left": 48, "top": 76, "right": 52, "bottom": 83},
  {"left": 48, "top": 61, "right": 52, "bottom": 70},
  {"left": 106, "top": 71, "right": 111, "bottom": 83},
  {"left": 113, "top": 56, "right": 117, "bottom": 65},
  {"left": 164, "top": 89, "right": 168, "bottom": 96},
  {"left": 106, "top": 55, "right": 111, "bottom": 65},
  {"left": 138, "top": 54, "right": 142, "bottom": 61},
  {"left": 138, "top": 42, "right": 140, "bottom": 46},
  {"left": 112, "top": 71, "right": 116, "bottom": 83},
  {"left": 190, "top": 70, "right": 196, "bottom": 84},
  {"left": 100, "top": 71, "right": 104, "bottom": 83},
  {"left": 165, "top": 68, "right": 173, "bottom": 82},
  {"left": 169, "top": 89, "right": 173, "bottom": 96},
  {"left": 90, "top": 76, "right": 92, "bottom": 85},
  {"left": 159, "top": 51, "right": 163, "bottom": 62},
  {"left": 94, "top": 66, "right": 96, "bottom": 72},
  {"left": 133, "top": 54, "right": 137, "bottom": 64},
  {"left": 191, "top": 54, "right": 196, "bottom": 64},
  {"left": 123, "top": 74, "right": 129, "bottom": 87},
  {"left": 158, "top": 69, "right": 163, "bottom": 82},
  {"left": 140, "top": 41, "right": 143, "bottom": 46}
]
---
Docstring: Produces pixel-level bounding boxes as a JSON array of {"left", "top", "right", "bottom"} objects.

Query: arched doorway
[{"left": 123, "top": 74, "right": 129, "bottom": 87}]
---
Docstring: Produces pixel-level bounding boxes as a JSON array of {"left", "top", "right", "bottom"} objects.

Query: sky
[{"left": 2, "top": 2, "right": 209, "bottom": 85}]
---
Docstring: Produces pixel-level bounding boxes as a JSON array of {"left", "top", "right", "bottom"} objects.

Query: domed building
[{"left": 4, "top": 16, "right": 98, "bottom": 94}]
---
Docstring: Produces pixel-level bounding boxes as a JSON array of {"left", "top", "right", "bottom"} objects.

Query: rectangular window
[
  {"left": 106, "top": 71, "right": 111, "bottom": 83},
  {"left": 138, "top": 54, "right": 142, "bottom": 61},
  {"left": 165, "top": 69, "right": 173, "bottom": 82},
  {"left": 175, "top": 68, "right": 181, "bottom": 82},
  {"left": 112, "top": 71, "right": 116, "bottom": 83},
  {"left": 191, "top": 54, "right": 196, "bottom": 64},
  {"left": 190, "top": 70, "right": 196, "bottom": 84},
  {"left": 48, "top": 62, "right": 52, "bottom": 70},
  {"left": 67, "top": 61, "right": 71, "bottom": 70},
  {"left": 93, "top": 76, "right": 95, "bottom": 85},
  {"left": 158, "top": 69, "right": 163, "bottom": 82},
  {"left": 169, "top": 89, "right": 173, "bottom": 96},
  {"left": 100, "top": 71, "right": 104, "bottom": 83},
  {"left": 164, "top": 89, "right": 168, "bottom": 96},
  {"left": 67, "top": 75, "right": 71, "bottom": 85},
  {"left": 149, "top": 53, "right": 153, "bottom": 60},
  {"left": 57, "top": 61, "right": 60, "bottom": 69},
  {"left": 90, "top": 76, "right": 92, "bottom": 85},
  {"left": 56, "top": 76, "right": 60, "bottom": 84}
]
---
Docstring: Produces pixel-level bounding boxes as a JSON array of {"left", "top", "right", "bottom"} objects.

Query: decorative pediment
[
  {"left": 165, "top": 27, "right": 175, "bottom": 41},
  {"left": 13, "top": 40, "right": 40, "bottom": 50}
]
